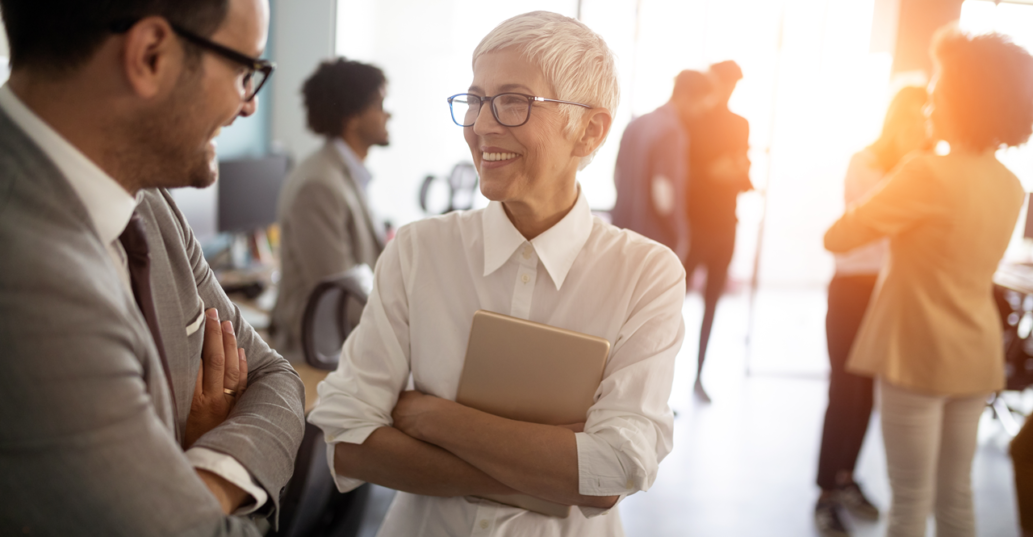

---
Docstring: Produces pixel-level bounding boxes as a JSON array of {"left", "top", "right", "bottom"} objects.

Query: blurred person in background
[
  {"left": 824, "top": 28, "right": 1033, "bottom": 537},
  {"left": 272, "top": 58, "right": 389, "bottom": 362},
  {"left": 813, "top": 86, "right": 930, "bottom": 537},
  {"left": 611, "top": 70, "right": 711, "bottom": 261},
  {"left": 684, "top": 60, "right": 753, "bottom": 402}
]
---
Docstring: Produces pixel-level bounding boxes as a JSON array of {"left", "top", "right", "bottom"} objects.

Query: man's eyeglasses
[
  {"left": 110, "top": 19, "right": 274, "bottom": 103},
  {"left": 447, "top": 93, "right": 591, "bottom": 127}
]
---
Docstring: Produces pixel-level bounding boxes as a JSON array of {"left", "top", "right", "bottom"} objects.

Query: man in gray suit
[
  {"left": 0, "top": 0, "right": 304, "bottom": 534},
  {"left": 272, "top": 58, "right": 389, "bottom": 361}
]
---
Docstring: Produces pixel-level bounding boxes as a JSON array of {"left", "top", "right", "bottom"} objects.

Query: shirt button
[
  {"left": 522, "top": 246, "right": 532, "bottom": 259},
  {"left": 479, "top": 519, "right": 490, "bottom": 529},
  {"left": 521, "top": 274, "right": 530, "bottom": 284}
]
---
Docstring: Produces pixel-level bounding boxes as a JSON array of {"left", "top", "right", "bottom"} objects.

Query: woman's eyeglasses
[{"left": 447, "top": 93, "right": 591, "bottom": 127}]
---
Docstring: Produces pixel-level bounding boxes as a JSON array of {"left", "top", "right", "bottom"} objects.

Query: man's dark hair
[
  {"left": 0, "top": 0, "right": 229, "bottom": 73},
  {"left": 302, "top": 58, "right": 386, "bottom": 137},
  {"left": 933, "top": 27, "right": 1033, "bottom": 149}
]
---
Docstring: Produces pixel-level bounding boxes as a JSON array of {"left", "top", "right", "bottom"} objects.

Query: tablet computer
[{"left": 456, "top": 310, "right": 611, "bottom": 517}]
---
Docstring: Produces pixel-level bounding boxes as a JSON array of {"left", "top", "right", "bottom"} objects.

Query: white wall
[{"left": 269, "top": 0, "right": 337, "bottom": 160}]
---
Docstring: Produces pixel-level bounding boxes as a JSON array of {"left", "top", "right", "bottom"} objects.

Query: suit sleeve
[
  {"left": 650, "top": 121, "right": 690, "bottom": 258},
  {"left": 158, "top": 189, "right": 306, "bottom": 521},
  {"left": 824, "top": 154, "right": 945, "bottom": 253},
  {"left": 0, "top": 213, "right": 261, "bottom": 535},
  {"left": 288, "top": 179, "right": 359, "bottom": 283}
]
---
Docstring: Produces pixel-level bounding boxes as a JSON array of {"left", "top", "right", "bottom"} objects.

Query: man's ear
[
  {"left": 121, "top": 16, "right": 182, "bottom": 99},
  {"left": 572, "top": 108, "right": 613, "bottom": 159}
]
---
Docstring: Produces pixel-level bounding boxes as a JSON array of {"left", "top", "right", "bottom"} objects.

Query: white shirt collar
[
  {"left": 0, "top": 85, "right": 136, "bottom": 245},
  {"left": 482, "top": 186, "right": 594, "bottom": 290},
  {"left": 332, "top": 138, "right": 373, "bottom": 192}
]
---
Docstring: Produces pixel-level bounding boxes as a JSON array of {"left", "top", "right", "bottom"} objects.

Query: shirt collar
[
  {"left": 482, "top": 186, "right": 594, "bottom": 290},
  {"left": 0, "top": 85, "right": 136, "bottom": 245},
  {"left": 333, "top": 138, "right": 373, "bottom": 191}
]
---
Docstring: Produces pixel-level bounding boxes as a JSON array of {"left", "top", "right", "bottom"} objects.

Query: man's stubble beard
[{"left": 119, "top": 65, "right": 218, "bottom": 191}]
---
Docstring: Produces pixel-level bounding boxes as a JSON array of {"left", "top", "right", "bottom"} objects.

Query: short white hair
[{"left": 473, "top": 11, "right": 620, "bottom": 170}]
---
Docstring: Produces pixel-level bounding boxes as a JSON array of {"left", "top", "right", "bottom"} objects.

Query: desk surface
[
  {"left": 292, "top": 360, "right": 331, "bottom": 414},
  {"left": 996, "top": 262, "right": 1033, "bottom": 295}
]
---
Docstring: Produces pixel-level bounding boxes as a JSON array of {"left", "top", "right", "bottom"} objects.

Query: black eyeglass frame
[
  {"left": 447, "top": 92, "right": 592, "bottom": 127},
  {"left": 109, "top": 18, "right": 274, "bottom": 102}
]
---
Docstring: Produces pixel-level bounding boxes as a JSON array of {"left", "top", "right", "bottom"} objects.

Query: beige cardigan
[{"left": 825, "top": 151, "right": 1024, "bottom": 396}]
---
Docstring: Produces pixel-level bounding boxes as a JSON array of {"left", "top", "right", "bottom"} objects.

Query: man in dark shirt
[{"left": 684, "top": 60, "right": 753, "bottom": 402}]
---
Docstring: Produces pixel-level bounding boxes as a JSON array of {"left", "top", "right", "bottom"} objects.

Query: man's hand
[
  {"left": 184, "top": 308, "right": 248, "bottom": 448},
  {"left": 195, "top": 468, "right": 249, "bottom": 515}
]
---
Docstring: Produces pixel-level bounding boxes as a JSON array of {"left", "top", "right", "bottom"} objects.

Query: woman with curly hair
[{"left": 824, "top": 27, "right": 1033, "bottom": 537}]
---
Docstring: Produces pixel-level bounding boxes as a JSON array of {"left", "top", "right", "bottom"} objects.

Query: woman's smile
[{"left": 479, "top": 146, "right": 521, "bottom": 169}]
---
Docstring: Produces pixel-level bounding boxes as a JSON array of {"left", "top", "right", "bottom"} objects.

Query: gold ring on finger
[{"left": 223, "top": 388, "right": 238, "bottom": 396}]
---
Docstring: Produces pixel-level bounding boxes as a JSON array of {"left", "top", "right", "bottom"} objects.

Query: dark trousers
[
  {"left": 816, "top": 274, "right": 878, "bottom": 490},
  {"left": 1012, "top": 413, "right": 1033, "bottom": 532},
  {"left": 684, "top": 223, "right": 736, "bottom": 376}
]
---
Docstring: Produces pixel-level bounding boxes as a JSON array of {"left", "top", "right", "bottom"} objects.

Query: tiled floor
[
  {"left": 356, "top": 288, "right": 1023, "bottom": 536},
  {"left": 620, "top": 288, "right": 1022, "bottom": 537}
]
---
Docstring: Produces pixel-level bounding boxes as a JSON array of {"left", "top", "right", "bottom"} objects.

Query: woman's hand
[{"left": 392, "top": 390, "right": 451, "bottom": 442}]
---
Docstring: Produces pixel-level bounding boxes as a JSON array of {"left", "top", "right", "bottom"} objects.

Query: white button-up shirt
[
  {"left": 308, "top": 188, "right": 686, "bottom": 536},
  {"left": 0, "top": 85, "right": 267, "bottom": 514}
]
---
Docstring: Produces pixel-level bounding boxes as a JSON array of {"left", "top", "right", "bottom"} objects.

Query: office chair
[
  {"left": 991, "top": 284, "right": 1032, "bottom": 436},
  {"left": 272, "top": 265, "right": 375, "bottom": 537},
  {"left": 418, "top": 161, "right": 478, "bottom": 215},
  {"left": 301, "top": 264, "right": 374, "bottom": 370}
]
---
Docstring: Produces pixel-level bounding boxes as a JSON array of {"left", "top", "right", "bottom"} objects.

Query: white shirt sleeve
[
  {"left": 185, "top": 447, "right": 269, "bottom": 515},
  {"left": 573, "top": 253, "right": 686, "bottom": 518},
  {"left": 307, "top": 233, "right": 412, "bottom": 493}
]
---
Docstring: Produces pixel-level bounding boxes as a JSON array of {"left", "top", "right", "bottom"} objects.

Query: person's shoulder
[
  {"left": 893, "top": 151, "right": 938, "bottom": 176},
  {"left": 847, "top": 148, "right": 882, "bottom": 174},
  {"left": 589, "top": 217, "right": 684, "bottom": 279},
  {"left": 394, "top": 207, "right": 484, "bottom": 248},
  {"left": 288, "top": 144, "right": 348, "bottom": 186}
]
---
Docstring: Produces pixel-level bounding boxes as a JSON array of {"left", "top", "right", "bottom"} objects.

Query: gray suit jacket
[
  {"left": 0, "top": 109, "right": 305, "bottom": 535},
  {"left": 272, "top": 141, "right": 384, "bottom": 360}
]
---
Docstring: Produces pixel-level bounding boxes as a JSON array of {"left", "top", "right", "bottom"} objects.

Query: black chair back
[{"left": 301, "top": 265, "right": 374, "bottom": 371}]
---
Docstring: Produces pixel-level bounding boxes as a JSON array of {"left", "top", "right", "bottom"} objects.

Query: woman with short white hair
[{"left": 309, "top": 11, "right": 685, "bottom": 536}]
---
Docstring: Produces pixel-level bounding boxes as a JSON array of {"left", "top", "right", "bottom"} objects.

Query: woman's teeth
[{"left": 482, "top": 152, "right": 518, "bottom": 162}]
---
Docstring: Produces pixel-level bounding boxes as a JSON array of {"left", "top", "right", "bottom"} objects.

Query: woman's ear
[{"left": 572, "top": 108, "right": 613, "bottom": 158}]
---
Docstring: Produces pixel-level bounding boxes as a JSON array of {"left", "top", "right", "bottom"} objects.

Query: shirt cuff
[
  {"left": 321, "top": 425, "right": 380, "bottom": 494},
  {"left": 186, "top": 447, "right": 268, "bottom": 515},
  {"left": 574, "top": 432, "right": 638, "bottom": 518}
]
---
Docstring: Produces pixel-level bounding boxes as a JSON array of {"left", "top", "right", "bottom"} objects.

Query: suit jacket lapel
[{"left": 0, "top": 108, "right": 178, "bottom": 435}]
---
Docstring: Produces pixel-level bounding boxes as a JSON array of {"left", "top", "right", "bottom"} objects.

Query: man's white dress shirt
[
  {"left": 0, "top": 85, "right": 266, "bottom": 513},
  {"left": 308, "top": 188, "right": 686, "bottom": 536}
]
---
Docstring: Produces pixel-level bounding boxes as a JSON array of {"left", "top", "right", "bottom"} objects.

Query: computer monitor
[{"left": 217, "top": 154, "right": 290, "bottom": 233}]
